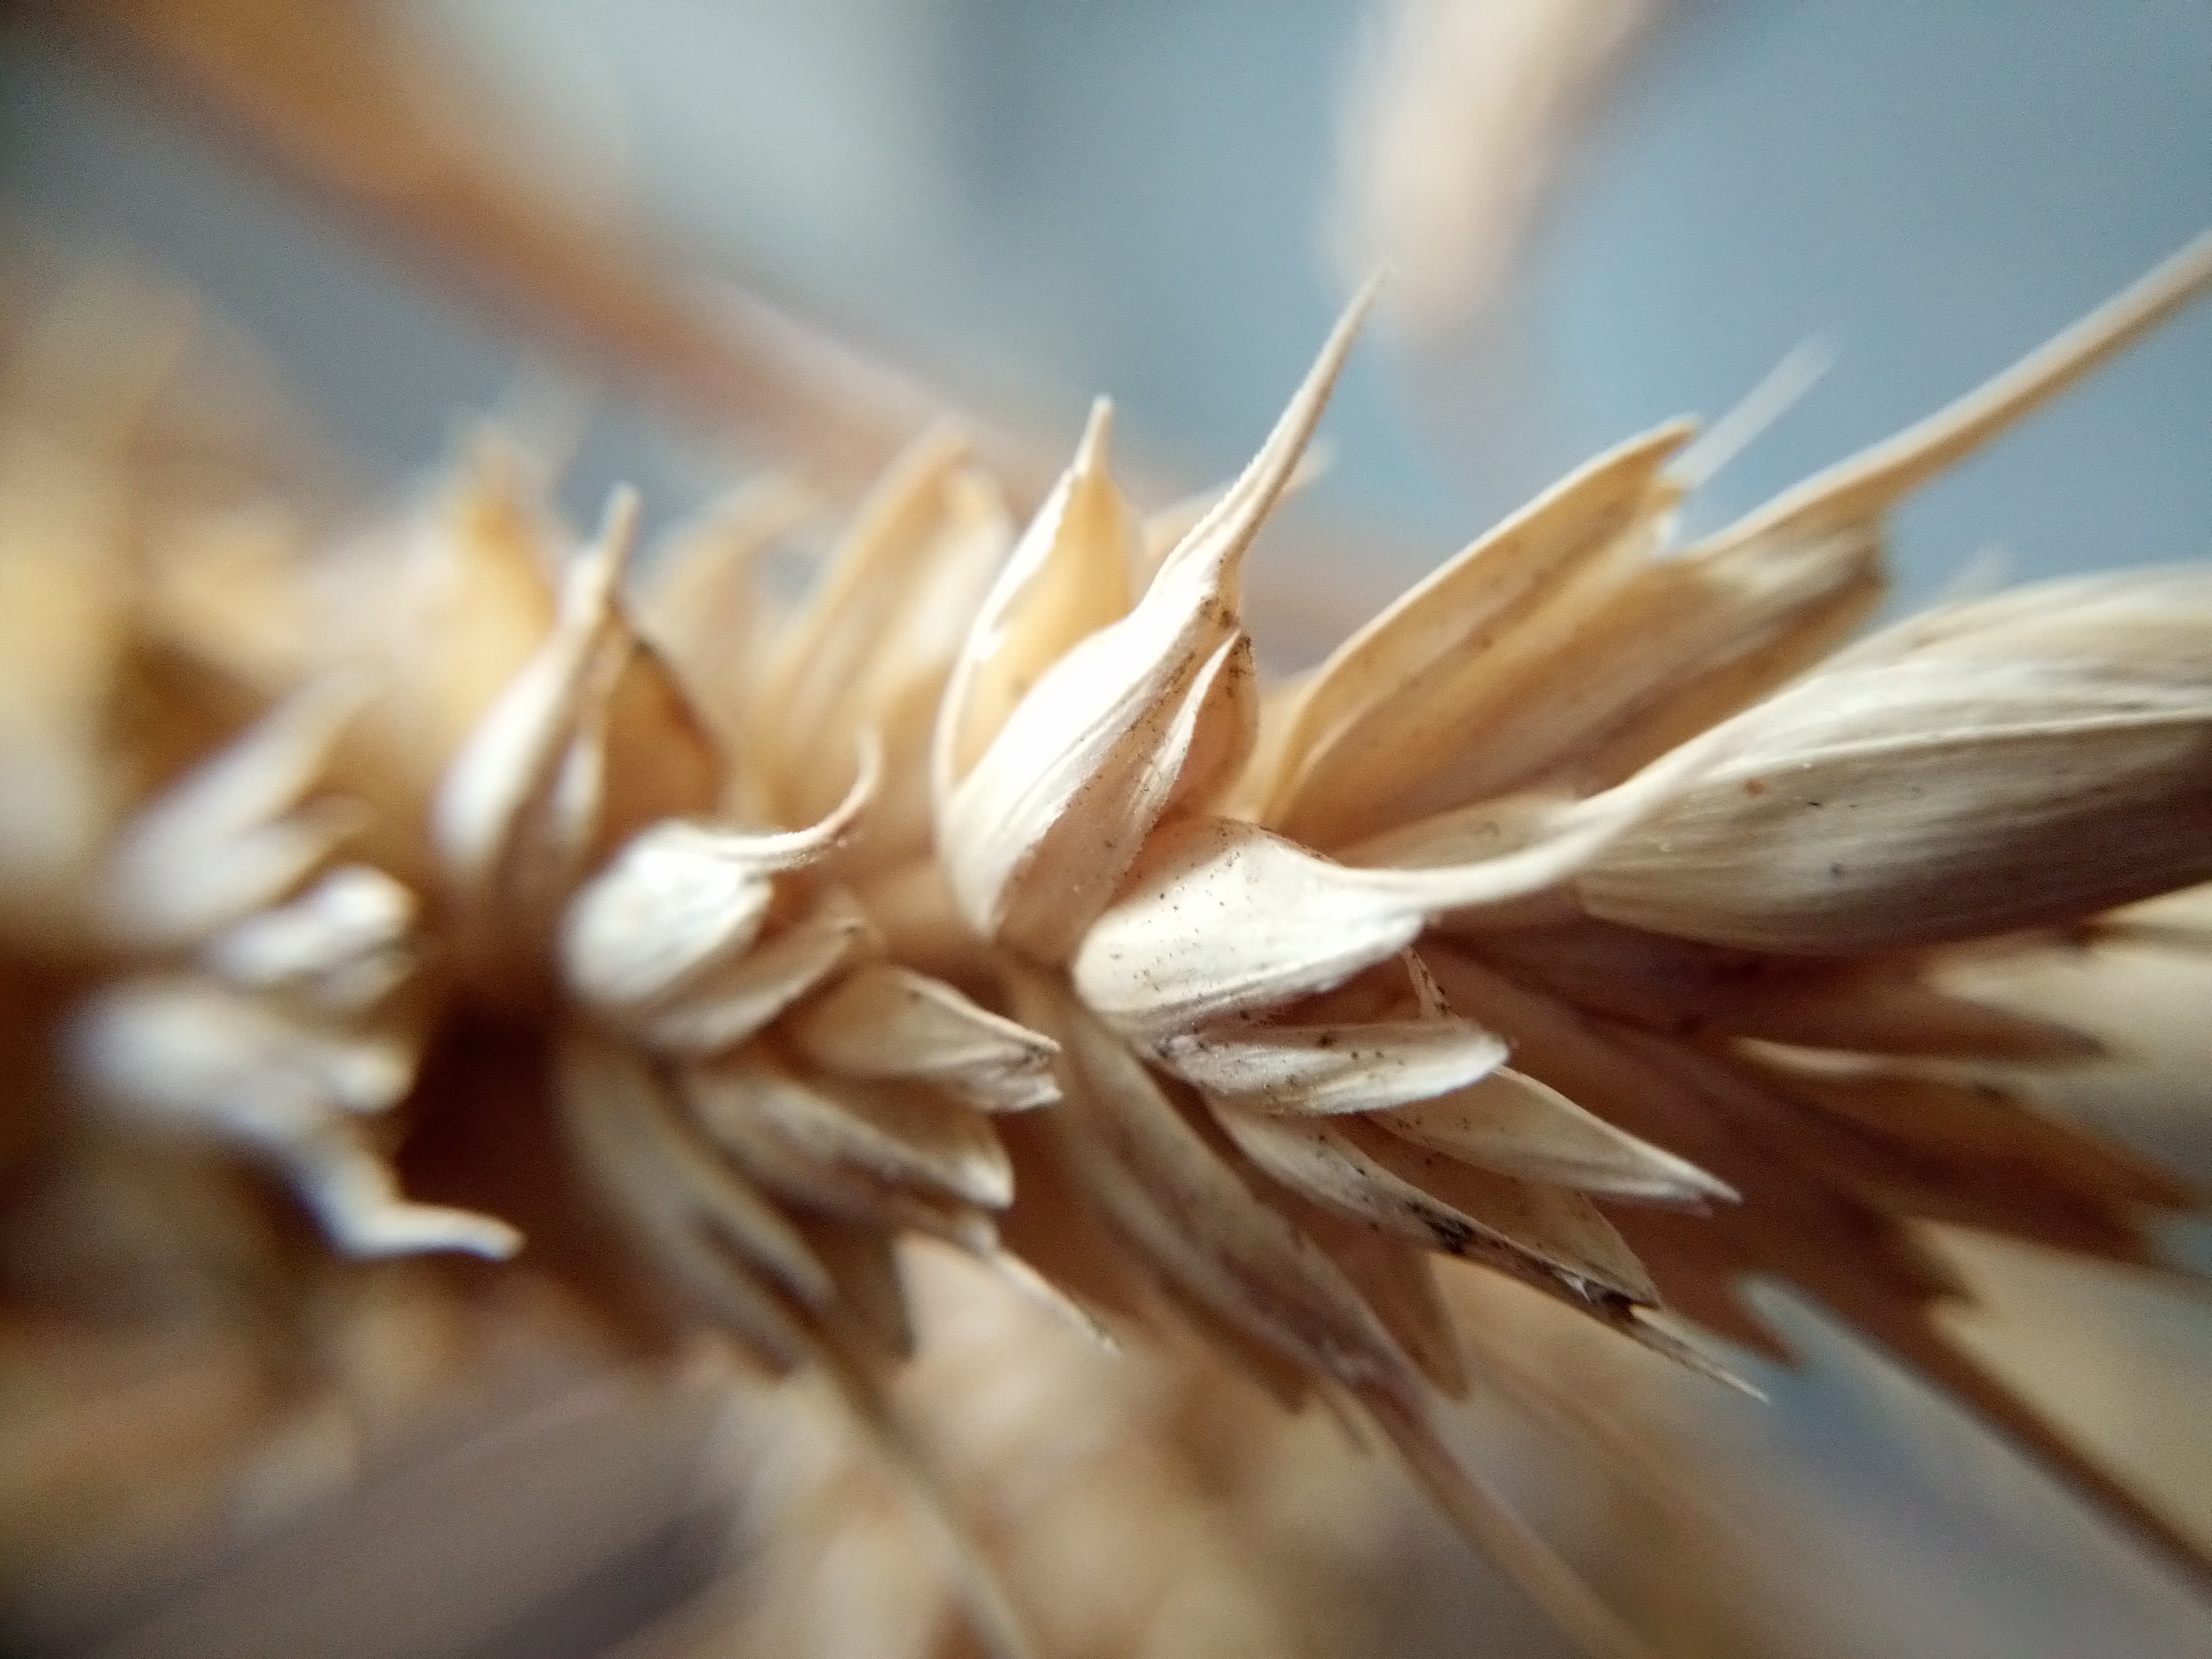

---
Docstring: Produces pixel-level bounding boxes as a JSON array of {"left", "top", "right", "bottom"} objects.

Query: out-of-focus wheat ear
[
  {"left": 1739, "top": 972, "right": 2109, "bottom": 1063},
  {"left": 270, "top": 1125, "right": 525, "bottom": 1262},
  {"left": 200, "top": 864, "right": 418, "bottom": 1014},
  {"left": 102, "top": 673, "right": 370, "bottom": 950},
  {"left": 1328, "top": 0, "right": 1662, "bottom": 341},
  {"left": 70, "top": 975, "right": 521, "bottom": 1262},
  {"left": 632, "top": 475, "right": 818, "bottom": 754},
  {"left": 60, "top": 0, "right": 1036, "bottom": 499},
  {"left": 594, "top": 624, "right": 721, "bottom": 857},
  {"left": 0, "top": 553, "right": 126, "bottom": 933},
  {"left": 800, "top": 457, "right": 1012, "bottom": 837},
  {"left": 360, "top": 435, "right": 558, "bottom": 809},
  {"left": 757, "top": 424, "right": 1011, "bottom": 825},
  {"left": 761, "top": 424, "right": 971, "bottom": 679},
  {"left": 433, "top": 488, "right": 637, "bottom": 964}
]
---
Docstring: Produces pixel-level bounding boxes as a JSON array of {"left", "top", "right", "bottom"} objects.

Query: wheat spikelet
[{"left": 2, "top": 104, "right": 2209, "bottom": 1654}]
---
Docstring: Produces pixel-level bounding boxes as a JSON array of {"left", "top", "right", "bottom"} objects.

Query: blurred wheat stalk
[
  {"left": 1330, "top": 0, "right": 1662, "bottom": 340},
  {"left": 3, "top": 5, "right": 2211, "bottom": 1659}
]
